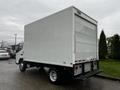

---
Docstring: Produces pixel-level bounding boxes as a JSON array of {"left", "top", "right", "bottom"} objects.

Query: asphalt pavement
[{"left": 0, "top": 59, "right": 120, "bottom": 90}]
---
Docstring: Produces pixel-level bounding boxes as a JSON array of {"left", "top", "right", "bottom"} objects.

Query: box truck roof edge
[{"left": 24, "top": 6, "right": 97, "bottom": 27}]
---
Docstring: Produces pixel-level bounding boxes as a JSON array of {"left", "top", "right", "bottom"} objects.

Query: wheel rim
[
  {"left": 49, "top": 70, "right": 57, "bottom": 82},
  {"left": 20, "top": 62, "right": 24, "bottom": 70}
]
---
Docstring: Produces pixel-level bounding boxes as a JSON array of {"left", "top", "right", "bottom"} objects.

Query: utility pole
[
  {"left": 14, "top": 34, "right": 17, "bottom": 53},
  {"left": 1, "top": 40, "right": 3, "bottom": 48}
]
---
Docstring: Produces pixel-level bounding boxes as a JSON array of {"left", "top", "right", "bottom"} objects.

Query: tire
[
  {"left": 48, "top": 68, "right": 63, "bottom": 84},
  {"left": 19, "top": 60, "right": 26, "bottom": 72}
]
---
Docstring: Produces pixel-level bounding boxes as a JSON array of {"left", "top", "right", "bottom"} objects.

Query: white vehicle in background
[
  {"left": 16, "top": 6, "right": 100, "bottom": 84},
  {"left": 0, "top": 49, "right": 10, "bottom": 59}
]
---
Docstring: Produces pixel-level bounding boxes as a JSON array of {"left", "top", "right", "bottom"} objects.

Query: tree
[
  {"left": 106, "top": 36, "right": 114, "bottom": 58},
  {"left": 111, "top": 34, "right": 120, "bottom": 59},
  {"left": 99, "top": 30, "right": 107, "bottom": 59}
]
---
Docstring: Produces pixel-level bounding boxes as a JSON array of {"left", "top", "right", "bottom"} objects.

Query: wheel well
[{"left": 19, "top": 58, "right": 23, "bottom": 64}]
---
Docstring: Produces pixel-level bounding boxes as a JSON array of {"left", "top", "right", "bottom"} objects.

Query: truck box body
[{"left": 24, "top": 6, "right": 98, "bottom": 68}]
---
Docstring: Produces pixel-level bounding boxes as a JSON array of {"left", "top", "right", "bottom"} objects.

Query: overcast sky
[{"left": 0, "top": 0, "right": 120, "bottom": 43}]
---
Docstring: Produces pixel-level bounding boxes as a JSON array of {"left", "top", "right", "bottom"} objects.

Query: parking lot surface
[{"left": 0, "top": 59, "right": 120, "bottom": 90}]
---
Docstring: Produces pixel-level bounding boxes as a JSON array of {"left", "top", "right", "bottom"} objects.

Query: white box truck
[{"left": 16, "top": 6, "right": 100, "bottom": 84}]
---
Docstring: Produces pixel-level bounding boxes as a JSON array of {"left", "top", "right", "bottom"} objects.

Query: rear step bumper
[{"left": 74, "top": 70, "right": 101, "bottom": 80}]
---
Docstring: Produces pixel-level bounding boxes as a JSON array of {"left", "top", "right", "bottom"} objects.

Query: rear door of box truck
[{"left": 74, "top": 12, "right": 98, "bottom": 63}]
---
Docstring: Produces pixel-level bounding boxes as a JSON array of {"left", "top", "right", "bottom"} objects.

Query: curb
[{"left": 95, "top": 74, "right": 120, "bottom": 81}]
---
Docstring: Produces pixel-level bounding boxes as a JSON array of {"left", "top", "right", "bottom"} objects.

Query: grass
[{"left": 99, "top": 59, "right": 120, "bottom": 78}]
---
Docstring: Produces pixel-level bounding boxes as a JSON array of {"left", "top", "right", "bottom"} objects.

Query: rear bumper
[
  {"left": 73, "top": 60, "right": 101, "bottom": 80},
  {"left": 74, "top": 70, "right": 101, "bottom": 80}
]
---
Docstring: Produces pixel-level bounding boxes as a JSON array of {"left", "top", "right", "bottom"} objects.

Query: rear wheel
[
  {"left": 48, "top": 68, "right": 63, "bottom": 84},
  {"left": 19, "top": 60, "right": 26, "bottom": 72}
]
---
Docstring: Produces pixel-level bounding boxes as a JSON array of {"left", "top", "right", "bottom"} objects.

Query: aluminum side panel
[{"left": 24, "top": 7, "right": 74, "bottom": 67}]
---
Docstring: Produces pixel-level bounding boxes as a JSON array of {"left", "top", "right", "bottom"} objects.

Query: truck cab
[{"left": 16, "top": 49, "right": 23, "bottom": 64}]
